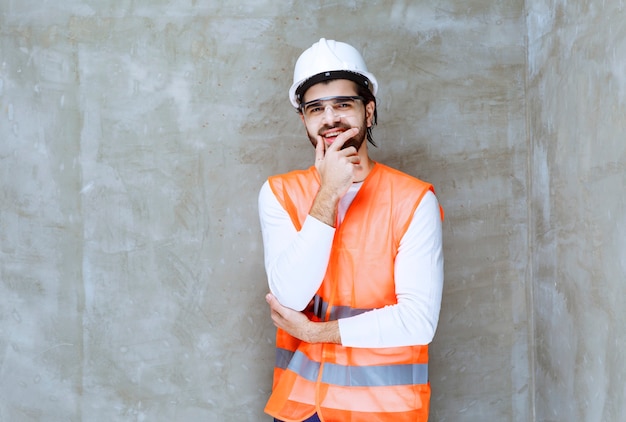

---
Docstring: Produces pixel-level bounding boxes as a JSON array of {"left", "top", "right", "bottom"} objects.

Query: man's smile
[{"left": 320, "top": 126, "right": 350, "bottom": 143}]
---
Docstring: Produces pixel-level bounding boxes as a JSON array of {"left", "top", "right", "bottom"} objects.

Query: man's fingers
[
  {"left": 266, "top": 293, "right": 279, "bottom": 311},
  {"left": 327, "top": 128, "right": 359, "bottom": 152},
  {"left": 266, "top": 294, "right": 282, "bottom": 323},
  {"left": 315, "top": 137, "right": 325, "bottom": 162},
  {"left": 267, "top": 293, "right": 286, "bottom": 317}
]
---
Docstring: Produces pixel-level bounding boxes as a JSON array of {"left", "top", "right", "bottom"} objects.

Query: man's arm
[
  {"left": 339, "top": 190, "right": 443, "bottom": 347},
  {"left": 258, "top": 182, "right": 334, "bottom": 311},
  {"left": 266, "top": 191, "right": 444, "bottom": 348},
  {"left": 258, "top": 129, "right": 362, "bottom": 311}
]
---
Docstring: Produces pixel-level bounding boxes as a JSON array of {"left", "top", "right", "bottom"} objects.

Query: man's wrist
[
  {"left": 306, "top": 320, "right": 341, "bottom": 344},
  {"left": 310, "top": 187, "right": 340, "bottom": 227}
]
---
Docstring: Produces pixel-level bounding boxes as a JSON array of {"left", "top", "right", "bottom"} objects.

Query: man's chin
[
  {"left": 340, "top": 137, "right": 364, "bottom": 151},
  {"left": 323, "top": 138, "right": 359, "bottom": 150}
]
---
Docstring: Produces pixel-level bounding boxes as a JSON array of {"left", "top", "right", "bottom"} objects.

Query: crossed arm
[
  {"left": 265, "top": 293, "right": 341, "bottom": 344},
  {"left": 258, "top": 182, "right": 444, "bottom": 348}
]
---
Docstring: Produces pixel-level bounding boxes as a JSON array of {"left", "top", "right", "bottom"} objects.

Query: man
[{"left": 258, "top": 38, "right": 444, "bottom": 422}]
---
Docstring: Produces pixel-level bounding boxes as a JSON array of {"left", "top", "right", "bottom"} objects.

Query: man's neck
[{"left": 353, "top": 147, "right": 374, "bottom": 182}]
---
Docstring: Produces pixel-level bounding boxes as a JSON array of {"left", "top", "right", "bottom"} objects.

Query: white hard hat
[{"left": 289, "top": 38, "right": 378, "bottom": 108}]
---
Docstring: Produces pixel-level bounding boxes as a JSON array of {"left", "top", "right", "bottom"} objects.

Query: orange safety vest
[{"left": 265, "top": 163, "right": 441, "bottom": 422}]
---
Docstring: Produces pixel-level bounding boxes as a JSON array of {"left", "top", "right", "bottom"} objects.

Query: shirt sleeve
[
  {"left": 258, "top": 180, "right": 335, "bottom": 311},
  {"left": 338, "top": 190, "right": 444, "bottom": 348}
]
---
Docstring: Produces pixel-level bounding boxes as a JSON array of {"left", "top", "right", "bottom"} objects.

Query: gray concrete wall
[
  {"left": 526, "top": 0, "right": 626, "bottom": 421},
  {"left": 2, "top": 0, "right": 621, "bottom": 421}
]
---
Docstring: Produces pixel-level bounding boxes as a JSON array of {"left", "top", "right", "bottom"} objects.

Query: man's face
[{"left": 300, "top": 79, "right": 374, "bottom": 151}]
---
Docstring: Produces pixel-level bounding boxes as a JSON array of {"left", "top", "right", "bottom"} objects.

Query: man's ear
[{"left": 365, "top": 101, "right": 376, "bottom": 127}]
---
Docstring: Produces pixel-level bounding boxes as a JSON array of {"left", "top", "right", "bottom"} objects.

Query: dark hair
[{"left": 355, "top": 83, "right": 378, "bottom": 147}]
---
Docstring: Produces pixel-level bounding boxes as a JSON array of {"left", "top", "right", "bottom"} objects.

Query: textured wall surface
[
  {"left": 527, "top": 0, "right": 626, "bottom": 421},
  {"left": 1, "top": 1, "right": 532, "bottom": 421}
]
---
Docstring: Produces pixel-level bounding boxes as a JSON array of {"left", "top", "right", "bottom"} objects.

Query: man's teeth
[{"left": 325, "top": 131, "right": 342, "bottom": 138}]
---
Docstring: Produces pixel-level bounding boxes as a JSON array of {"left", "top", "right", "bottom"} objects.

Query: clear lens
[{"left": 301, "top": 96, "right": 364, "bottom": 119}]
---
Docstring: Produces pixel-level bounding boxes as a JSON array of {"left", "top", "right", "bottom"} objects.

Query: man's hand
[
  {"left": 266, "top": 293, "right": 341, "bottom": 344},
  {"left": 314, "top": 127, "right": 360, "bottom": 200},
  {"left": 310, "top": 128, "right": 360, "bottom": 227},
  {"left": 266, "top": 293, "right": 313, "bottom": 341}
]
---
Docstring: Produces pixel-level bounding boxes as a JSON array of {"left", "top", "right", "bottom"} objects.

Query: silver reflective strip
[
  {"left": 329, "top": 305, "right": 371, "bottom": 320},
  {"left": 312, "top": 295, "right": 329, "bottom": 320},
  {"left": 276, "top": 349, "right": 320, "bottom": 382},
  {"left": 275, "top": 348, "right": 294, "bottom": 370},
  {"left": 312, "top": 294, "right": 372, "bottom": 321},
  {"left": 322, "top": 362, "right": 428, "bottom": 387},
  {"left": 275, "top": 348, "right": 428, "bottom": 387}
]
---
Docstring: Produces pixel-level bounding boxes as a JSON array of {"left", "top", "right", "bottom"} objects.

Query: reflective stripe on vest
[
  {"left": 312, "top": 294, "right": 371, "bottom": 321},
  {"left": 276, "top": 348, "right": 429, "bottom": 387}
]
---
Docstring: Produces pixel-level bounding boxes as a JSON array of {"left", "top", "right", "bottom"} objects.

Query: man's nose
[{"left": 321, "top": 105, "right": 342, "bottom": 123}]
